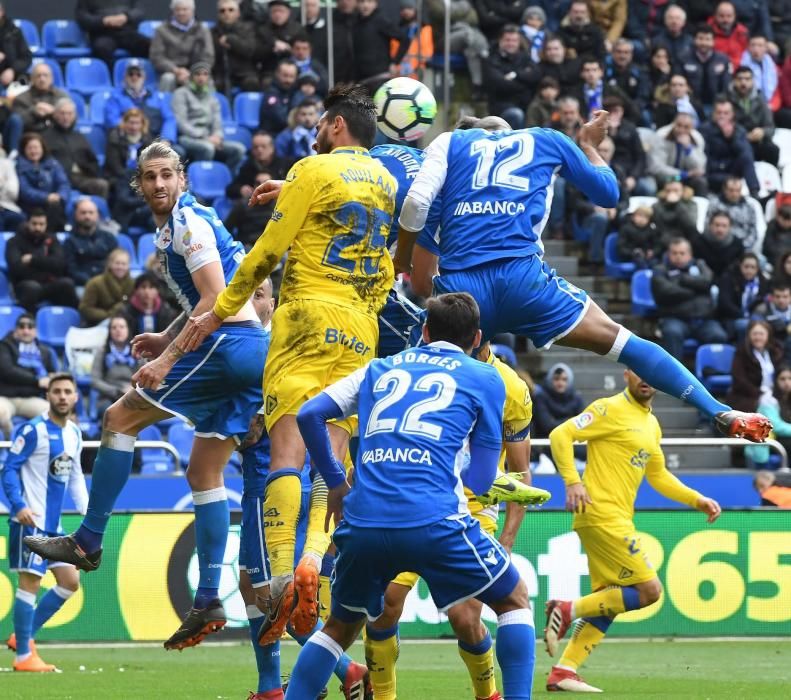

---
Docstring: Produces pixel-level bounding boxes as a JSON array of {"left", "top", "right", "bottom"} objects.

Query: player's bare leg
[
  {"left": 447, "top": 599, "right": 501, "bottom": 700},
  {"left": 557, "top": 300, "right": 771, "bottom": 442},
  {"left": 164, "top": 435, "right": 236, "bottom": 650}
]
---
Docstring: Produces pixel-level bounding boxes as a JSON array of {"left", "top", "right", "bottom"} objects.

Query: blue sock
[
  {"left": 14, "top": 589, "right": 36, "bottom": 658},
  {"left": 193, "top": 487, "right": 229, "bottom": 608},
  {"left": 288, "top": 619, "right": 353, "bottom": 683},
  {"left": 617, "top": 333, "right": 729, "bottom": 419},
  {"left": 76, "top": 433, "right": 136, "bottom": 552},
  {"left": 32, "top": 586, "right": 72, "bottom": 635},
  {"left": 284, "top": 631, "right": 342, "bottom": 699},
  {"left": 248, "top": 606, "right": 282, "bottom": 693},
  {"left": 495, "top": 609, "right": 536, "bottom": 700},
  {"left": 320, "top": 552, "right": 334, "bottom": 577},
  {"left": 621, "top": 586, "right": 641, "bottom": 612}
]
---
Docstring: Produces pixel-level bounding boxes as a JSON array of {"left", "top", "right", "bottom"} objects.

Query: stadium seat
[
  {"left": 76, "top": 123, "right": 107, "bottom": 165},
  {"left": 65, "top": 324, "right": 108, "bottom": 392},
  {"left": 627, "top": 195, "right": 658, "bottom": 213},
  {"left": 137, "top": 233, "right": 157, "bottom": 264},
  {"left": 138, "top": 20, "right": 162, "bottom": 38},
  {"left": 695, "top": 344, "right": 735, "bottom": 394},
  {"left": 14, "top": 19, "right": 44, "bottom": 57},
  {"left": 427, "top": 52, "right": 468, "bottom": 71},
  {"left": 69, "top": 90, "right": 88, "bottom": 123},
  {"left": 113, "top": 57, "right": 157, "bottom": 91},
  {"left": 0, "top": 232, "right": 11, "bottom": 272},
  {"left": 67, "top": 192, "right": 110, "bottom": 221},
  {"left": 212, "top": 195, "right": 233, "bottom": 222},
  {"left": 66, "top": 58, "right": 113, "bottom": 98},
  {"left": 223, "top": 123, "right": 252, "bottom": 150},
  {"left": 187, "top": 161, "right": 233, "bottom": 203},
  {"left": 766, "top": 198, "right": 777, "bottom": 223},
  {"left": 168, "top": 423, "right": 195, "bottom": 468},
  {"left": 570, "top": 213, "right": 591, "bottom": 242},
  {"left": 32, "top": 57, "right": 64, "bottom": 88},
  {"left": 233, "top": 92, "right": 262, "bottom": 130},
  {"left": 630, "top": 269, "right": 656, "bottom": 316},
  {"left": 215, "top": 92, "right": 233, "bottom": 123},
  {"left": 138, "top": 424, "right": 176, "bottom": 474},
  {"left": 603, "top": 232, "right": 636, "bottom": 279},
  {"left": 747, "top": 196, "right": 768, "bottom": 253},
  {"left": 692, "top": 196, "right": 709, "bottom": 233},
  {"left": 89, "top": 89, "right": 113, "bottom": 125},
  {"left": 754, "top": 161, "right": 782, "bottom": 200},
  {"left": 0, "top": 305, "right": 25, "bottom": 339},
  {"left": 773, "top": 128, "right": 791, "bottom": 171},
  {"left": 636, "top": 126, "right": 654, "bottom": 151},
  {"left": 42, "top": 19, "right": 91, "bottom": 58},
  {"left": 115, "top": 233, "right": 138, "bottom": 266},
  {"left": 0, "top": 270, "right": 12, "bottom": 304},
  {"left": 36, "top": 306, "right": 81, "bottom": 349}
]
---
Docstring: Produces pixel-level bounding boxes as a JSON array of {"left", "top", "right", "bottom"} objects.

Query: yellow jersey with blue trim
[
  {"left": 467, "top": 353, "right": 533, "bottom": 521},
  {"left": 550, "top": 389, "right": 702, "bottom": 528},
  {"left": 214, "top": 146, "right": 396, "bottom": 320}
]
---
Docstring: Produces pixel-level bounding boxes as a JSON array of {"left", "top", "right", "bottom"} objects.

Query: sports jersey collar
[
  {"left": 331, "top": 146, "right": 370, "bottom": 156},
  {"left": 426, "top": 340, "right": 464, "bottom": 353},
  {"left": 623, "top": 389, "right": 652, "bottom": 413}
]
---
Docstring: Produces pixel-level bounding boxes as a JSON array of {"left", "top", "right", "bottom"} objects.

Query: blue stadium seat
[
  {"left": 65, "top": 58, "right": 112, "bottom": 98},
  {"left": 42, "top": 20, "right": 91, "bottom": 58},
  {"left": 0, "top": 305, "right": 25, "bottom": 337},
  {"left": 571, "top": 213, "right": 591, "bottom": 243},
  {"left": 695, "top": 344, "right": 735, "bottom": 394},
  {"left": 630, "top": 269, "right": 656, "bottom": 316},
  {"left": 187, "top": 161, "right": 233, "bottom": 203},
  {"left": 137, "top": 234, "right": 157, "bottom": 263},
  {"left": 36, "top": 306, "right": 80, "bottom": 349},
  {"left": 75, "top": 123, "right": 107, "bottom": 166},
  {"left": 223, "top": 123, "right": 252, "bottom": 150},
  {"left": 215, "top": 92, "right": 233, "bottom": 123},
  {"left": 168, "top": 423, "right": 195, "bottom": 468},
  {"left": 14, "top": 19, "right": 44, "bottom": 57},
  {"left": 113, "top": 57, "right": 157, "bottom": 91},
  {"left": 138, "top": 424, "right": 176, "bottom": 474},
  {"left": 0, "top": 270, "right": 12, "bottom": 304},
  {"left": 212, "top": 195, "right": 233, "bottom": 222},
  {"left": 69, "top": 90, "right": 88, "bottom": 123},
  {"left": 138, "top": 20, "right": 162, "bottom": 39},
  {"left": 67, "top": 192, "right": 110, "bottom": 221},
  {"left": 32, "top": 57, "right": 64, "bottom": 88},
  {"left": 427, "top": 53, "right": 468, "bottom": 72},
  {"left": 115, "top": 233, "right": 137, "bottom": 266},
  {"left": 233, "top": 92, "right": 262, "bottom": 130},
  {"left": 0, "top": 232, "right": 11, "bottom": 273},
  {"left": 603, "top": 232, "right": 636, "bottom": 280},
  {"left": 89, "top": 89, "right": 113, "bottom": 125}
]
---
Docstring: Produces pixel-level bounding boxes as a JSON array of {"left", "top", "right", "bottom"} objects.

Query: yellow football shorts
[
  {"left": 391, "top": 514, "right": 499, "bottom": 589},
  {"left": 263, "top": 299, "right": 377, "bottom": 433},
  {"left": 576, "top": 523, "right": 656, "bottom": 591}
]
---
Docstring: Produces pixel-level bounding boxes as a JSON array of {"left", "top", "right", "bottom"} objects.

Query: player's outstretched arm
[
  {"left": 645, "top": 454, "right": 719, "bottom": 520},
  {"left": 248, "top": 179, "right": 285, "bottom": 207}
]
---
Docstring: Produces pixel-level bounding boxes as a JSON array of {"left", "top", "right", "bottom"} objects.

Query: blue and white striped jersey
[
  {"left": 155, "top": 192, "right": 245, "bottom": 312},
  {"left": 1, "top": 413, "right": 87, "bottom": 533}
]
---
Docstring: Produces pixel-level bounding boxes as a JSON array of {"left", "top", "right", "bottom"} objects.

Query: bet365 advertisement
[{"left": 0, "top": 511, "right": 789, "bottom": 641}]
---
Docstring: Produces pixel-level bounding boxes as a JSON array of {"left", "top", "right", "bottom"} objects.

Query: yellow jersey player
[
  {"left": 364, "top": 343, "right": 550, "bottom": 700},
  {"left": 544, "top": 369, "right": 721, "bottom": 693},
  {"left": 183, "top": 84, "right": 396, "bottom": 645}
]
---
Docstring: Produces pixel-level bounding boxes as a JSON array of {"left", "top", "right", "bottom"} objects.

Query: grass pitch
[{"left": 2, "top": 639, "right": 788, "bottom": 699}]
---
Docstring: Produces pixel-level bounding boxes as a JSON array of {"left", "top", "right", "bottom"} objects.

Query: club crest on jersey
[
  {"left": 49, "top": 453, "right": 73, "bottom": 480},
  {"left": 157, "top": 227, "right": 172, "bottom": 248},
  {"left": 573, "top": 412, "right": 594, "bottom": 429},
  {"left": 10, "top": 435, "right": 25, "bottom": 454}
]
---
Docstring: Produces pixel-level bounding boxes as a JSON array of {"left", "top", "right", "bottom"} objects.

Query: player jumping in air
[
  {"left": 25, "top": 140, "right": 267, "bottom": 651},
  {"left": 393, "top": 113, "right": 771, "bottom": 443},
  {"left": 544, "top": 370, "right": 721, "bottom": 693},
  {"left": 2, "top": 373, "right": 87, "bottom": 672},
  {"left": 288, "top": 292, "right": 537, "bottom": 700},
  {"left": 182, "top": 84, "right": 396, "bottom": 645}
]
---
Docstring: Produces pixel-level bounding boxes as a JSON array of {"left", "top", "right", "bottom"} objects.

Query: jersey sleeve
[
  {"left": 174, "top": 209, "right": 222, "bottom": 274},
  {"left": 469, "top": 366, "right": 506, "bottom": 450},
  {"left": 1, "top": 423, "right": 38, "bottom": 514},
  {"left": 400, "top": 131, "right": 451, "bottom": 233},
  {"left": 549, "top": 400, "right": 613, "bottom": 485},
  {"left": 324, "top": 364, "right": 369, "bottom": 419},
  {"left": 545, "top": 129, "right": 620, "bottom": 208},
  {"left": 214, "top": 159, "right": 315, "bottom": 319}
]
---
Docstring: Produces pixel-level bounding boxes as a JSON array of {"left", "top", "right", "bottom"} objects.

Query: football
[{"left": 374, "top": 77, "right": 438, "bottom": 142}]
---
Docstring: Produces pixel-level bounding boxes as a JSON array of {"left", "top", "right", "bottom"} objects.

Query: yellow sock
[
  {"left": 318, "top": 574, "right": 331, "bottom": 623},
  {"left": 303, "top": 475, "right": 332, "bottom": 560},
  {"left": 263, "top": 471, "right": 303, "bottom": 577},
  {"left": 558, "top": 617, "right": 610, "bottom": 670},
  {"left": 572, "top": 585, "right": 640, "bottom": 619},
  {"left": 364, "top": 625, "right": 399, "bottom": 700},
  {"left": 458, "top": 633, "right": 496, "bottom": 699}
]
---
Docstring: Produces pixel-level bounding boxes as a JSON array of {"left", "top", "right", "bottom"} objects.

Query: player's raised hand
[
  {"left": 696, "top": 496, "right": 722, "bottom": 523},
  {"left": 182, "top": 310, "right": 223, "bottom": 353},
  {"left": 579, "top": 110, "right": 610, "bottom": 149},
  {"left": 15, "top": 506, "right": 39, "bottom": 527},
  {"left": 131, "top": 331, "right": 170, "bottom": 360},
  {"left": 325, "top": 480, "right": 351, "bottom": 532},
  {"left": 248, "top": 179, "right": 284, "bottom": 207},
  {"left": 565, "top": 482, "right": 593, "bottom": 513}
]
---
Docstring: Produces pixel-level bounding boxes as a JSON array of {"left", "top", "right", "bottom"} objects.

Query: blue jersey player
[
  {"left": 287, "top": 293, "right": 537, "bottom": 700},
  {"left": 1, "top": 373, "right": 86, "bottom": 672},
  {"left": 394, "top": 112, "right": 771, "bottom": 443},
  {"left": 25, "top": 140, "right": 268, "bottom": 651}
]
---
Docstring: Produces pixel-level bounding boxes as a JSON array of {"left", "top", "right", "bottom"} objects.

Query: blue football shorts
[
  {"left": 377, "top": 289, "right": 426, "bottom": 358},
  {"left": 238, "top": 495, "right": 270, "bottom": 588},
  {"left": 8, "top": 522, "right": 71, "bottom": 576},
  {"left": 433, "top": 255, "right": 590, "bottom": 349},
  {"left": 138, "top": 321, "right": 266, "bottom": 440},
  {"left": 330, "top": 514, "right": 520, "bottom": 622}
]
